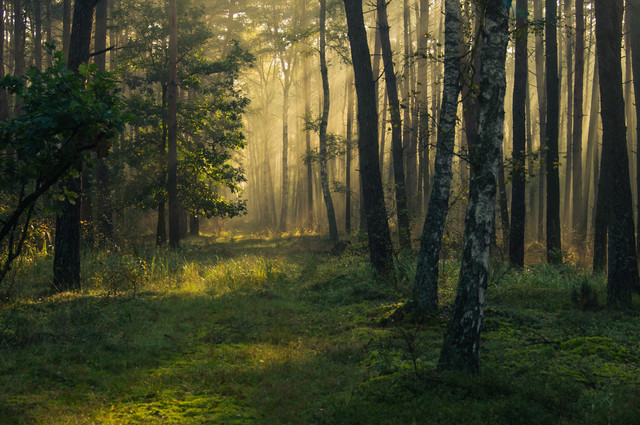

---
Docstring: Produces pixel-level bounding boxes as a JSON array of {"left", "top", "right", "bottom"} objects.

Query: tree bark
[
  {"left": 628, "top": 0, "right": 640, "bottom": 253},
  {"left": 53, "top": 0, "right": 99, "bottom": 292},
  {"left": 319, "top": 0, "right": 338, "bottom": 242},
  {"left": 413, "top": 0, "right": 461, "bottom": 313},
  {"left": 595, "top": 0, "right": 639, "bottom": 308},
  {"left": 167, "top": 0, "right": 179, "bottom": 248},
  {"left": 534, "top": 0, "right": 546, "bottom": 242},
  {"left": 0, "top": 0, "right": 8, "bottom": 120},
  {"left": 563, "top": 0, "right": 573, "bottom": 226},
  {"left": 345, "top": 72, "right": 354, "bottom": 234},
  {"left": 439, "top": 0, "right": 511, "bottom": 372},
  {"left": 545, "top": 0, "right": 561, "bottom": 263},
  {"left": 377, "top": 0, "right": 411, "bottom": 250},
  {"left": 509, "top": 0, "right": 527, "bottom": 267},
  {"left": 343, "top": 0, "right": 393, "bottom": 274},
  {"left": 63, "top": 0, "right": 72, "bottom": 60},
  {"left": 572, "top": 0, "right": 585, "bottom": 248}
]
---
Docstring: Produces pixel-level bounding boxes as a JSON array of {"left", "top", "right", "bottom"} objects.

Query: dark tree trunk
[
  {"left": 94, "top": 0, "right": 112, "bottom": 241},
  {"left": 343, "top": 0, "right": 393, "bottom": 274},
  {"left": 534, "top": 0, "right": 546, "bottom": 242},
  {"left": 319, "top": 0, "right": 338, "bottom": 242},
  {"left": 33, "top": 0, "right": 42, "bottom": 71},
  {"left": 439, "top": 0, "right": 511, "bottom": 372},
  {"left": 403, "top": 0, "right": 418, "bottom": 211},
  {"left": 595, "top": 0, "right": 639, "bottom": 308},
  {"left": 63, "top": 0, "right": 72, "bottom": 60},
  {"left": 53, "top": 0, "right": 99, "bottom": 292},
  {"left": 583, "top": 56, "right": 599, "bottom": 247},
  {"left": 413, "top": 0, "right": 461, "bottom": 313},
  {"left": 563, "top": 0, "right": 574, "bottom": 226},
  {"left": 628, "top": 0, "right": 640, "bottom": 254},
  {"left": 377, "top": 0, "right": 411, "bottom": 250},
  {"left": 509, "top": 0, "right": 527, "bottom": 267},
  {"left": 0, "top": 0, "right": 8, "bottom": 120},
  {"left": 156, "top": 203, "right": 166, "bottom": 245},
  {"left": 167, "top": 0, "right": 179, "bottom": 248},
  {"left": 545, "top": 0, "right": 561, "bottom": 263},
  {"left": 189, "top": 215, "right": 199, "bottom": 236},
  {"left": 572, "top": 0, "right": 585, "bottom": 248}
]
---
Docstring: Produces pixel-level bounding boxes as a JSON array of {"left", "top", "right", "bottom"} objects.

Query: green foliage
[
  {"left": 111, "top": 0, "right": 253, "bottom": 219},
  {"left": 0, "top": 52, "right": 125, "bottom": 288}
]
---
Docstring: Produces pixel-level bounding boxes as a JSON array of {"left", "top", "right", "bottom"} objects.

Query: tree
[
  {"left": 377, "top": 0, "right": 411, "bottom": 250},
  {"left": 342, "top": 0, "right": 393, "bottom": 274},
  {"left": 168, "top": 0, "right": 179, "bottom": 248},
  {"left": 53, "top": 0, "right": 100, "bottom": 292},
  {"left": 413, "top": 0, "right": 462, "bottom": 313},
  {"left": 628, "top": 0, "right": 640, "bottom": 253},
  {"left": 509, "top": 0, "right": 527, "bottom": 267},
  {"left": 594, "top": 0, "right": 639, "bottom": 309},
  {"left": 438, "top": 0, "right": 511, "bottom": 372},
  {"left": 545, "top": 0, "right": 561, "bottom": 263},
  {"left": 319, "top": 0, "right": 338, "bottom": 242},
  {"left": 572, "top": 0, "right": 585, "bottom": 248},
  {"left": 0, "top": 54, "right": 124, "bottom": 288}
]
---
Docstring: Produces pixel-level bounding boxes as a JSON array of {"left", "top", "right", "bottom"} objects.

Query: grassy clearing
[{"left": 1, "top": 234, "right": 639, "bottom": 424}]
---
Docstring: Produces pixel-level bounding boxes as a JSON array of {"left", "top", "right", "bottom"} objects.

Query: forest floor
[{"left": 0, "top": 233, "right": 640, "bottom": 424}]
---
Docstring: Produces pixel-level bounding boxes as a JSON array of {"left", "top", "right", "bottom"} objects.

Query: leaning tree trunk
[
  {"left": 509, "top": 0, "right": 527, "bottom": 268},
  {"left": 53, "top": 0, "right": 99, "bottom": 292},
  {"left": 438, "top": 0, "right": 510, "bottom": 372},
  {"left": 545, "top": 0, "right": 561, "bottom": 263},
  {"left": 343, "top": 0, "right": 393, "bottom": 274},
  {"left": 377, "top": 0, "right": 411, "bottom": 250},
  {"left": 319, "top": 0, "right": 338, "bottom": 242},
  {"left": 595, "top": 0, "right": 639, "bottom": 309},
  {"left": 413, "top": 0, "right": 462, "bottom": 313}
]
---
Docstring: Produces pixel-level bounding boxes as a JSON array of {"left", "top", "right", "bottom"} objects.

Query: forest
[{"left": 1, "top": 0, "right": 640, "bottom": 423}]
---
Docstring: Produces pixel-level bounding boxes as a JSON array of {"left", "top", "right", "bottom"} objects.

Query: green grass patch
[{"left": 1, "top": 235, "right": 640, "bottom": 424}]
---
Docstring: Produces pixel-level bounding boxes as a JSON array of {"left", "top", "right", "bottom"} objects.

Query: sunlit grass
[{"left": 1, "top": 234, "right": 639, "bottom": 424}]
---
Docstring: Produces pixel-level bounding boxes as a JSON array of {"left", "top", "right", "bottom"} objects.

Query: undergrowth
[{"left": 0, "top": 234, "right": 639, "bottom": 424}]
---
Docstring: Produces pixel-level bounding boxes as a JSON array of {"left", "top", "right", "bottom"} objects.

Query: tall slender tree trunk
[
  {"left": 345, "top": 72, "right": 354, "bottom": 234},
  {"left": 563, "top": 0, "right": 574, "bottom": 226},
  {"left": 33, "top": 0, "right": 42, "bottom": 71},
  {"left": 167, "top": 0, "right": 179, "bottom": 248},
  {"left": 583, "top": 54, "right": 599, "bottom": 245},
  {"left": 53, "top": 0, "right": 99, "bottom": 292},
  {"left": 439, "top": 0, "right": 511, "bottom": 372},
  {"left": 303, "top": 59, "right": 314, "bottom": 226},
  {"left": 63, "top": 0, "right": 72, "bottom": 60},
  {"left": 319, "top": 0, "right": 338, "bottom": 242},
  {"left": 413, "top": 0, "right": 461, "bottom": 313},
  {"left": 0, "top": 0, "right": 8, "bottom": 120},
  {"left": 377, "top": 0, "right": 411, "bottom": 250},
  {"left": 509, "top": 0, "right": 527, "bottom": 267},
  {"left": 545, "top": 0, "right": 562, "bottom": 263},
  {"left": 594, "top": 0, "right": 639, "bottom": 308},
  {"left": 628, "top": 0, "right": 640, "bottom": 253},
  {"left": 403, "top": 0, "right": 418, "bottom": 210},
  {"left": 280, "top": 83, "right": 290, "bottom": 231},
  {"left": 535, "top": 0, "right": 546, "bottom": 242},
  {"left": 572, "top": 0, "right": 585, "bottom": 249},
  {"left": 94, "top": 0, "right": 112, "bottom": 241},
  {"left": 343, "top": 0, "right": 394, "bottom": 274}
]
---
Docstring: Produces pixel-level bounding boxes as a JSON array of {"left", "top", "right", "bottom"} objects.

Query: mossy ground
[{"left": 1, "top": 234, "right": 639, "bottom": 424}]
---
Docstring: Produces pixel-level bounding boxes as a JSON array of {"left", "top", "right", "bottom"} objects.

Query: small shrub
[{"left": 571, "top": 278, "right": 600, "bottom": 311}]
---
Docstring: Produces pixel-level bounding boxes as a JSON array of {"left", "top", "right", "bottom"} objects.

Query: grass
[{"left": 0, "top": 233, "right": 639, "bottom": 424}]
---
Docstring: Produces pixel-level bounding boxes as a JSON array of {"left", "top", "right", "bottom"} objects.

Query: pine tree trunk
[
  {"left": 345, "top": 72, "right": 354, "bottom": 234},
  {"left": 572, "top": 0, "right": 585, "bottom": 249},
  {"left": 439, "top": 0, "right": 511, "bottom": 372},
  {"left": 167, "top": 0, "right": 179, "bottom": 248},
  {"left": 280, "top": 84, "right": 290, "bottom": 231},
  {"left": 628, "top": 0, "right": 640, "bottom": 254},
  {"left": 563, "top": 0, "right": 574, "bottom": 226},
  {"left": 413, "top": 0, "right": 461, "bottom": 313},
  {"left": 53, "top": 0, "right": 99, "bottom": 292},
  {"left": 595, "top": 0, "right": 639, "bottom": 308},
  {"left": 534, "top": 0, "right": 547, "bottom": 242},
  {"left": 343, "top": 0, "right": 393, "bottom": 274},
  {"left": 377, "top": 0, "right": 411, "bottom": 250},
  {"left": 319, "top": 0, "right": 338, "bottom": 242},
  {"left": 509, "top": 0, "right": 527, "bottom": 267},
  {"left": 545, "top": 0, "right": 562, "bottom": 263}
]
